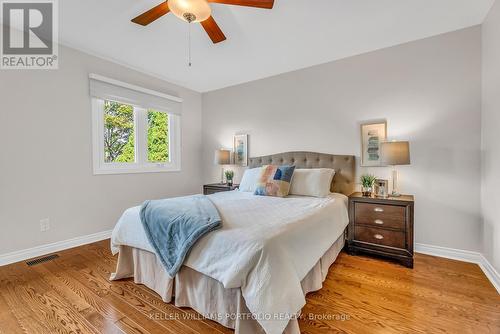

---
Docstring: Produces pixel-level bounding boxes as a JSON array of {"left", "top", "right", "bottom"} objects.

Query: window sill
[{"left": 93, "top": 166, "right": 181, "bottom": 175}]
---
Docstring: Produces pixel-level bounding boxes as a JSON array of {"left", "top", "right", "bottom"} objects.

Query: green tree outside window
[
  {"left": 104, "top": 101, "right": 134, "bottom": 163},
  {"left": 147, "top": 110, "right": 169, "bottom": 162},
  {"left": 103, "top": 101, "right": 169, "bottom": 163}
]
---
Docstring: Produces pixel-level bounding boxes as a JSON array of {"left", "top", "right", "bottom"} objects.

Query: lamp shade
[
  {"left": 381, "top": 141, "right": 411, "bottom": 166},
  {"left": 168, "top": 0, "right": 212, "bottom": 22},
  {"left": 214, "top": 149, "right": 231, "bottom": 165}
]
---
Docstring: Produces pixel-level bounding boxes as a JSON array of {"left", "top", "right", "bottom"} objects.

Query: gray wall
[
  {"left": 0, "top": 45, "right": 203, "bottom": 254},
  {"left": 481, "top": 0, "right": 500, "bottom": 272},
  {"left": 202, "top": 27, "right": 483, "bottom": 252},
  {"left": 0, "top": 24, "right": 488, "bottom": 258}
]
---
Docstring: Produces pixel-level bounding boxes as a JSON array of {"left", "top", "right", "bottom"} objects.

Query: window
[
  {"left": 90, "top": 75, "right": 181, "bottom": 174},
  {"left": 147, "top": 110, "right": 169, "bottom": 163},
  {"left": 103, "top": 100, "right": 135, "bottom": 163}
]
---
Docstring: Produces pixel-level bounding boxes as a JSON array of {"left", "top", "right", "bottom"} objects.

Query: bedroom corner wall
[
  {"left": 202, "top": 27, "right": 483, "bottom": 253},
  {"left": 0, "top": 45, "right": 203, "bottom": 255},
  {"left": 481, "top": 0, "right": 500, "bottom": 273}
]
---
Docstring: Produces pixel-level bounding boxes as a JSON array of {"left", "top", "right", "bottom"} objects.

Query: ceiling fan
[{"left": 131, "top": 0, "right": 275, "bottom": 44}]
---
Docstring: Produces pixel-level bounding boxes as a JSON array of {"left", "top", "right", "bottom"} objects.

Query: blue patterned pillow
[{"left": 254, "top": 165, "right": 296, "bottom": 197}]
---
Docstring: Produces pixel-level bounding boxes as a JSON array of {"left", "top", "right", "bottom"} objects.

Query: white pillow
[
  {"left": 238, "top": 167, "right": 262, "bottom": 192},
  {"left": 289, "top": 168, "right": 336, "bottom": 197}
]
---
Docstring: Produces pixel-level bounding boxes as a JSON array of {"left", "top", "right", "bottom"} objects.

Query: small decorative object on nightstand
[
  {"left": 225, "top": 170, "right": 235, "bottom": 186},
  {"left": 360, "top": 174, "right": 377, "bottom": 197},
  {"left": 203, "top": 183, "right": 239, "bottom": 195},
  {"left": 374, "top": 179, "right": 389, "bottom": 198},
  {"left": 347, "top": 192, "right": 414, "bottom": 268}
]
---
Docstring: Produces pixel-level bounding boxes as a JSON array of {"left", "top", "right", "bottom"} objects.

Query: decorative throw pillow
[{"left": 254, "top": 165, "right": 296, "bottom": 197}]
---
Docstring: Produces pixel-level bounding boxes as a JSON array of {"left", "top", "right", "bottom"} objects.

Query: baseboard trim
[
  {"left": 478, "top": 254, "right": 500, "bottom": 294},
  {"left": 0, "top": 230, "right": 112, "bottom": 267},
  {"left": 415, "top": 243, "right": 482, "bottom": 263},
  {"left": 416, "top": 243, "right": 500, "bottom": 294}
]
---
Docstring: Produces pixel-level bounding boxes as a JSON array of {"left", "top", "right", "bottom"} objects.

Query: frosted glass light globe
[{"left": 168, "top": 0, "right": 212, "bottom": 23}]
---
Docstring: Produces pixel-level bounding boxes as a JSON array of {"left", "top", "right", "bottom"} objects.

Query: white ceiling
[{"left": 59, "top": 0, "right": 494, "bottom": 92}]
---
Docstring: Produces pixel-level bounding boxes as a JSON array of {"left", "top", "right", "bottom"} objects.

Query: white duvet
[{"left": 111, "top": 191, "right": 348, "bottom": 334}]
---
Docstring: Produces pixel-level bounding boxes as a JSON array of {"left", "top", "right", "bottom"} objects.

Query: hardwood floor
[{"left": 0, "top": 240, "right": 498, "bottom": 334}]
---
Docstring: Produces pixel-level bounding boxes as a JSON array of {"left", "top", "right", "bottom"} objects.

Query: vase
[
  {"left": 362, "top": 186, "right": 373, "bottom": 197},
  {"left": 227, "top": 180, "right": 233, "bottom": 186}
]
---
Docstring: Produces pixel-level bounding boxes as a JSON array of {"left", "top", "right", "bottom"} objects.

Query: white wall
[
  {"left": 0, "top": 45, "right": 203, "bottom": 254},
  {"left": 481, "top": 0, "right": 500, "bottom": 272},
  {"left": 202, "top": 27, "right": 483, "bottom": 252}
]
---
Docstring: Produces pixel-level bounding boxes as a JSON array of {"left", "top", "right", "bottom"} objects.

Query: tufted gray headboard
[{"left": 248, "top": 152, "right": 356, "bottom": 196}]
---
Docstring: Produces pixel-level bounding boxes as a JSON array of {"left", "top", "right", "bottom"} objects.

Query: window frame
[{"left": 91, "top": 98, "right": 181, "bottom": 175}]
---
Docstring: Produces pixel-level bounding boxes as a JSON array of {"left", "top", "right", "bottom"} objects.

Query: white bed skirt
[{"left": 110, "top": 234, "right": 345, "bottom": 334}]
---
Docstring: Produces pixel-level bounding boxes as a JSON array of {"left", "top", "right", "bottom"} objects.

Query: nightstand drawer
[
  {"left": 354, "top": 226, "right": 405, "bottom": 249},
  {"left": 354, "top": 202, "right": 405, "bottom": 230}
]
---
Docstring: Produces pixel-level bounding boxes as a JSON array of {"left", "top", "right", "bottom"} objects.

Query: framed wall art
[
  {"left": 233, "top": 134, "right": 248, "bottom": 167},
  {"left": 360, "top": 121, "right": 387, "bottom": 167}
]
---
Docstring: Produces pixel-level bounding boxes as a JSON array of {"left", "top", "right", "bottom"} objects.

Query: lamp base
[{"left": 391, "top": 168, "right": 400, "bottom": 197}]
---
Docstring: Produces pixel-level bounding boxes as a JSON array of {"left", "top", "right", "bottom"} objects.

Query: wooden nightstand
[
  {"left": 347, "top": 192, "right": 414, "bottom": 268},
  {"left": 203, "top": 183, "right": 239, "bottom": 195}
]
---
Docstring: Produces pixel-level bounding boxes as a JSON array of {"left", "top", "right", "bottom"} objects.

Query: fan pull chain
[
  {"left": 188, "top": 22, "right": 192, "bottom": 67},
  {"left": 183, "top": 13, "right": 195, "bottom": 67}
]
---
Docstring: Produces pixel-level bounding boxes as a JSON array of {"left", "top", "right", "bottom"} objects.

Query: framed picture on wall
[
  {"left": 233, "top": 134, "right": 248, "bottom": 167},
  {"left": 360, "top": 121, "right": 387, "bottom": 167}
]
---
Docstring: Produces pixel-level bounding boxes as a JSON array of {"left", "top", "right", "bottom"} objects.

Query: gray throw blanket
[{"left": 139, "top": 194, "right": 221, "bottom": 277}]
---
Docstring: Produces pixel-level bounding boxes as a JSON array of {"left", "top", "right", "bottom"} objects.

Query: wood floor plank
[
  {"left": 1, "top": 262, "right": 100, "bottom": 334},
  {"left": 32, "top": 264, "right": 125, "bottom": 334},
  {"left": 37, "top": 259, "right": 125, "bottom": 323},
  {"left": 25, "top": 253, "right": 152, "bottom": 334},
  {"left": 333, "top": 255, "right": 499, "bottom": 309},
  {"left": 53, "top": 253, "right": 191, "bottom": 334},
  {"left": 0, "top": 291, "right": 24, "bottom": 334},
  {"left": 0, "top": 265, "right": 54, "bottom": 334},
  {"left": 77, "top": 263, "right": 204, "bottom": 334},
  {"left": 48, "top": 256, "right": 164, "bottom": 334},
  {"left": 332, "top": 255, "right": 500, "bottom": 316},
  {"left": 0, "top": 239, "right": 499, "bottom": 334}
]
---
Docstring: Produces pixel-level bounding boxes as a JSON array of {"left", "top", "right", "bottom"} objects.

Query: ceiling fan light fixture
[{"left": 168, "top": 0, "right": 212, "bottom": 23}]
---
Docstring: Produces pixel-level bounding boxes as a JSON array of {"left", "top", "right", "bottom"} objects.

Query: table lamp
[
  {"left": 381, "top": 141, "right": 411, "bottom": 197},
  {"left": 214, "top": 149, "right": 231, "bottom": 184}
]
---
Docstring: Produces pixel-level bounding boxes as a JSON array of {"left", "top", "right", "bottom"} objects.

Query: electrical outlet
[{"left": 40, "top": 218, "right": 50, "bottom": 232}]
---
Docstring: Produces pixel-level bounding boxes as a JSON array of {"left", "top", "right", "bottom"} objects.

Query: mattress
[{"left": 111, "top": 191, "right": 349, "bottom": 334}]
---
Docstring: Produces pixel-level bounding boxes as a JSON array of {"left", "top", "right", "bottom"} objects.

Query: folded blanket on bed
[{"left": 139, "top": 194, "right": 221, "bottom": 277}]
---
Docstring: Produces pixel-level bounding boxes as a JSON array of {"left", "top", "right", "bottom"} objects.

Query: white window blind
[{"left": 89, "top": 74, "right": 182, "bottom": 115}]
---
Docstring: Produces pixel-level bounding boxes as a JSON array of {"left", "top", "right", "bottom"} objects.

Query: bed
[{"left": 110, "top": 152, "right": 355, "bottom": 334}]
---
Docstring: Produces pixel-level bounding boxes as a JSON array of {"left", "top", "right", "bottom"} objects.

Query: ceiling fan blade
[
  {"left": 200, "top": 16, "right": 227, "bottom": 44},
  {"left": 131, "top": 2, "right": 170, "bottom": 26},
  {"left": 208, "top": 0, "right": 274, "bottom": 9}
]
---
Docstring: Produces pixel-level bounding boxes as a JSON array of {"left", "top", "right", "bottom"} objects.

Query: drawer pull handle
[
  {"left": 374, "top": 234, "right": 384, "bottom": 240},
  {"left": 374, "top": 219, "right": 384, "bottom": 225},
  {"left": 374, "top": 207, "right": 384, "bottom": 212}
]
